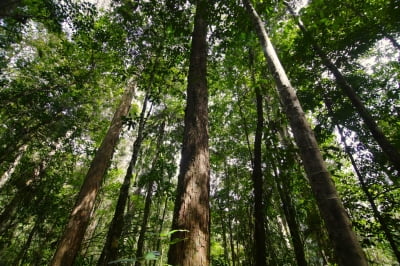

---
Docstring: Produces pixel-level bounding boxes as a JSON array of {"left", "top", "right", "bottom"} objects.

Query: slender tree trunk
[
  {"left": 276, "top": 122, "right": 335, "bottom": 264},
  {"left": 252, "top": 86, "right": 267, "bottom": 266},
  {"left": 223, "top": 161, "right": 236, "bottom": 266},
  {"left": 324, "top": 98, "right": 400, "bottom": 263},
  {"left": 97, "top": 93, "right": 149, "bottom": 266},
  {"left": 236, "top": 86, "right": 255, "bottom": 165},
  {"left": 0, "top": 112, "right": 64, "bottom": 168},
  {"left": 151, "top": 193, "right": 168, "bottom": 266},
  {"left": 228, "top": 217, "right": 236, "bottom": 266},
  {"left": 0, "top": 160, "right": 46, "bottom": 237},
  {"left": 152, "top": 197, "right": 167, "bottom": 266},
  {"left": 220, "top": 208, "right": 230, "bottom": 266},
  {"left": 0, "top": 144, "right": 27, "bottom": 189},
  {"left": 269, "top": 153, "right": 307, "bottom": 266},
  {"left": 0, "top": 132, "right": 70, "bottom": 230},
  {"left": 266, "top": 119, "right": 308, "bottom": 266},
  {"left": 285, "top": 3, "right": 400, "bottom": 176},
  {"left": 50, "top": 84, "right": 135, "bottom": 266},
  {"left": 277, "top": 172, "right": 308, "bottom": 265},
  {"left": 12, "top": 214, "right": 43, "bottom": 266},
  {"left": 135, "top": 122, "right": 165, "bottom": 266},
  {"left": 242, "top": 1, "right": 367, "bottom": 265},
  {"left": 134, "top": 183, "right": 153, "bottom": 265},
  {"left": 167, "top": 0, "right": 210, "bottom": 265}
]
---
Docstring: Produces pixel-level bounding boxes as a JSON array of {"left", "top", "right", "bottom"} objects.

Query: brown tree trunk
[
  {"left": 269, "top": 147, "right": 307, "bottom": 266},
  {"left": 151, "top": 191, "right": 169, "bottom": 266},
  {"left": 252, "top": 86, "right": 267, "bottom": 266},
  {"left": 50, "top": 84, "right": 135, "bottom": 266},
  {"left": 134, "top": 182, "right": 153, "bottom": 265},
  {"left": 242, "top": 1, "right": 367, "bottom": 265},
  {"left": 97, "top": 93, "right": 149, "bottom": 266},
  {"left": 167, "top": 0, "right": 210, "bottom": 265},
  {"left": 135, "top": 122, "right": 165, "bottom": 266},
  {"left": 266, "top": 120, "right": 308, "bottom": 266},
  {"left": 285, "top": 3, "right": 400, "bottom": 176}
]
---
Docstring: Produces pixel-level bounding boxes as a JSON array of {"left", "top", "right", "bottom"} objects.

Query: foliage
[{"left": 0, "top": 0, "right": 399, "bottom": 265}]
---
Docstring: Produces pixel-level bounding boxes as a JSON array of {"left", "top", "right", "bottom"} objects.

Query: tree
[
  {"left": 51, "top": 84, "right": 135, "bottom": 266},
  {"left": 242, "top": 0, "right": 367, "bottom": 265},
  {"left": 1, "top": 0, "right": 399, "bottom": 264},
  {"left": 135, "top": 121, "right": 165, "bottom": 266},
  {"left": 249, "top": 49, "right": 268, "bottom": 266},
  {"left": 167, "top": 0, "right": 210, "bottom": 265},
  {"left": 97, "top": 92, "right": 149, "bottom": 265},
  {"left": 267, "top": 125, "right": 308, "bottom": 266},
  {"left": 284, "top": 2, "right": 400, "bottom": 177}
]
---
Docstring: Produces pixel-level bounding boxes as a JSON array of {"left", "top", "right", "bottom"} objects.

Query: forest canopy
[{"left": 0, "top": 0, "right": 399, "bottom": 265}]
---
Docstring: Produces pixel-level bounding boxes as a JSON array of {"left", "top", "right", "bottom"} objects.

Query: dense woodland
[{"left": 0, "top": 0, "right": 399, "bottom": 265}]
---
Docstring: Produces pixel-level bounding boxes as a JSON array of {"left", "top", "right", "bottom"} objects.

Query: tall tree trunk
[
  {"left": 0, "top": 144, "right": 27, "bottom": 189},
  {"left": 242, "top": 1, "right": 367, "bottom": 265},
  {"left": 97, "top": 93, "right": 149, "bottom": 266},
  {"left": 134, "top": 182, "right": 153, "bottom": 265},
  {"left": 252, "top": 86, "right": 267, "bottom": 266},
  {"left": 167, "top": 0, "right": 210, "bottom": 265},
  {"left": 0, "top": 134, "right": 69, "bottom": 238},
  {"left": 50, "top": 84, "right": 135, "bottom": 266},
  {"left": 269, "top": 152, "right": 307, "bottom": 266},
  {"left": 228, "top": 216, "right": 236, "bottom": 266},
  {"left": 13, "top": 225, "right": 36, "bottom": 266},
  {"left": 151, "top": 190, "right": 169, "bottom": 266},
  {"left": 285, "top": 3, "right": 400, "bottom": 176},
  {"left": 270, "top": 121, "right": 308, "bottom": 266},
  {"left": 0, "top": 160, "right": 47, "bottom": 237},
  {"left": 236, "top": 86, "right": 255, "bottom": 165},
  {"left": 324, "top": 98, "right": 400, "bottom": 263},
  {"left": 12, "top": 213, "right": 44, "bottom": 266},
  {"left": 219, "top": 207, "right": 230, "bottom": 266},
  {"left": 223, "top": 161, "right": 236, "bottom": 266},
  {"left": 135, "top": 122, "right": 165, "bottom": 266}
]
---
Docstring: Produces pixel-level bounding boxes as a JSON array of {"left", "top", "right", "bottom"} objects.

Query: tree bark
[
  {"left": 242, "top": 1, "right": 367, "bottom": 265},
  {"left": 50, "top": 84, "right": 135, "bottom": 266},
  {"left": 135, "top": 122, "right": 165, "bottom": 266},
  {"left": 269, "top": 144, "right": 308, "bottom": 266},
  {"left": 97, "top": 93, "right": 149, "bottom": 266},
  {"left": 167, "top": 0, "right": 210, "bottom": 265},
  {"left": 267, "top": 121, "right": 308, "bottom": 266},
  {"left": 252, "top": 86, "right": 267, "bottom": 266},
  {"left": 285, "top": 3, "right": 400, "bottom": 176},
  {"left": 151, "top": 188, "right": 169, "bottom": 266}
]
